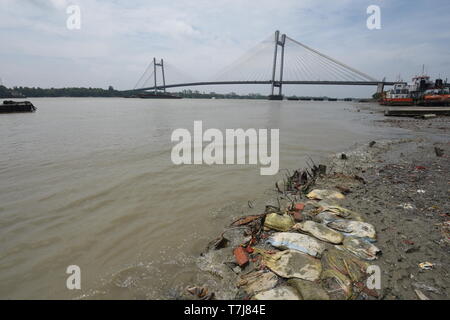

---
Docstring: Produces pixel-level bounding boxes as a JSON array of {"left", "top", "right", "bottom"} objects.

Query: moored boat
[{"left": 0, "top": 100, "right": 36, "bottom": 113}]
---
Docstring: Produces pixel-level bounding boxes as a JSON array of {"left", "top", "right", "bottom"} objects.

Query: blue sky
[{"left": 1, "top": 0, "right": 449, "bottom": 97}]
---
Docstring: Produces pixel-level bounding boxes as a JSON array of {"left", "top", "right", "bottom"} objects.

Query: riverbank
[{"left": 185, "top": 113, "right": 449, "bottom": 300}]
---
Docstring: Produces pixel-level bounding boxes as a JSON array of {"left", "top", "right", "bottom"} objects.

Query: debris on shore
[
  {"left": 186, "top": 160, "right": 383, "bottom": 300},
  {"left": 184, "top": 123, "right": 449, "bottom": 300}
]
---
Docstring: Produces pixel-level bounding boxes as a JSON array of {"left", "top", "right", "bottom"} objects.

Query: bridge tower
[
  {"left": 269, "top": 30, "right": 286, "bottom": 100},
  {"left": 152, "top": 58, "right": 166, "bottom": 93}
]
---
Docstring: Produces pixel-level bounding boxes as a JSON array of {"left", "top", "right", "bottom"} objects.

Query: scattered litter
[
  {"left": 307, "top": 189, "right": 345, "bottom": 201},
  {"left": 287, "top": 278, "right": 330, "bottom": 300},
  {"left": 398, "top": 203, "right": 415, "bottom": 210},
  {"left": 253, "top": 286, "right": 302, "bottom": 300},
  {"left": 321, "top": 248, "right": 369, "bottom": 283},
  {"left": 264, "top": 213, "right": 295, "bottom": 231},
  {"left": 321, "top": 269, "right": 353, "bottom": 300},
  {"left": 434, "top": 147, "right": 444, "bottom": 157},
  {"left": 413, "top": 282, "right": 441, "bottom": 294},
  {"left": 207, "top": 232, "right": 230, "bottom": 250},
  {"left": 314, "top": 211, "right": 341, "bottom": 223},
  {"left": 233, "top": 247, "right": 249, "bottom": 267},
  {"left": 327, "top": 220, "right": 376, "bottom": 240},
  {"left": 418, "top": 262, "right": 434, "bottom": 270},
  {"left": 236, "top": 270, "right": 278, "bottom": 295},
  {"left": 267, "top": 232, "right": 327, "bottom": 258},
  {"left": 231, "top": 215, "right": 262, "bottom": 227},
  {"left": 290, "top": 211, "right": 304, "bottom": 222},
  {"left": 293, "top": 203, "right": 305, "bottom": 212},
  {"left": 317, "top": 201, "right": 363, "bottom": 221},
  {"left": 342, "top": 236, "right": 381, "bottom": 261},
  {"left": 293, "top": 221, "right": 344, "bottom": 244},
  {"left": 187, "top": 286, "right": 215, "bottom": 300},
  {"left": 414, "top": 289, "right": 430, "bottom": 300},
  {"left": 257, "top": 249, "right": 322, "bottom": 281},
  {"left": 416, "top": 189, "right": 426, "bottom": 194}
]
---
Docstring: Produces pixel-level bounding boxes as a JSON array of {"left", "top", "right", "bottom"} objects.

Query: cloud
[{"left": 0, "top": 0, "right": 449, "bottom": 97}]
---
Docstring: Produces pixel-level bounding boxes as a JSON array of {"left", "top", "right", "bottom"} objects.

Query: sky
[{"left": 1, "top": 0, "right": 450, "bottom": 97}]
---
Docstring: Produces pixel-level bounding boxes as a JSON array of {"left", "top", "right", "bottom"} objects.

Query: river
[{"left": 0, "top": 97, "right": 408, "bottom": 299}]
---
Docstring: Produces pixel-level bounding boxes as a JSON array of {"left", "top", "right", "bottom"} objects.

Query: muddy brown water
[{"left": 0, "top": 98, "right": 410, "bottom": 299}]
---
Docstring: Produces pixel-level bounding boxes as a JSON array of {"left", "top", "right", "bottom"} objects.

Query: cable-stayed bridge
[{"left": 126, "top": 31, "right": 397, "bottom": 99}]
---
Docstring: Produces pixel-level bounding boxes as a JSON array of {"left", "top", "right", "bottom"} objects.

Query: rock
[
  {"left": 253, "top": 286, "right": 302, "bottom": 300},
  {"left": 293, "top": 221, "right": 344, "bottom": 244},
  {"left": 264, "top": 213, "right": 295, "bottom": 231},
  {"left": 287, "top": 279, "right": 330, "bottom": 300},
  {"left": 267, "top": 232, "right": 327, "bottom": 258}
]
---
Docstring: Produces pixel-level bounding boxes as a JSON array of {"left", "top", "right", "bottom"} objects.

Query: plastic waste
[
  {"left": 264, "top": 213, "right": 294, "bottom": 232},
  {"left": 314, "top": 211, "right": 341, "bottom": 224},
  {"left": 418, "top": 262, "right": 434, "bottom": 270},
  {"left": 327, "top": 220, "right": 376, "bottom": 240},
  {"left": 236, "top": 270, "right": 278, "bottom": 295},
  {"left": 253, "top": 286, "right": 302, "bottom": 300},
  {"left": 293, "top": 221, "right": 344, "bottom": 244},
  {"left": 257, "top": 249, "right": 322, "bottom": 281},
  {"left": 307, "top": 189, "right": 345, "bottom": 201},
  {"left": 321, "top": 269, "right": 353, "bottom": 300},
  {"left": 317, "top": 201, "right": 364, "bottom": 221},
  {"left": 342, "top": 236, "right": 381, "bottom": 261},
  {"left": 234, "top": 247, "right": 249, "bottom": 267},
  {"left": 267, "top": 232, "right": 327, "bottom": 258},
  {"left": 321, "top": 248, "right": 369, "bottom": 282},
  {"left": 287, "top": 279, "right": 330, "bottom": 300}
]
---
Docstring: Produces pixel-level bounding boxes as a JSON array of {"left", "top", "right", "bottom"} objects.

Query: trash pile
[{"left": 189, "top": 165, "right": 382, "bottom": 300}]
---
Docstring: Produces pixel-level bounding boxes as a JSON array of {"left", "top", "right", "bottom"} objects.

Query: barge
[{"left": 0, "top": 100, "right": 36, "bottom": 113}]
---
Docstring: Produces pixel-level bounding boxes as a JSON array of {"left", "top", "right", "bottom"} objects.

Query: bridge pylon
[
  {"left": 152, "top": 58, "right": 166, "bottom": 93},
  {"left": 269, "top": 31, "right": 286, "bottom": 100}
]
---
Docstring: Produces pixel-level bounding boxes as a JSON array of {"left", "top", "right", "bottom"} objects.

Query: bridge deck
[{"left": 126, "top": 80, "right": 398, "bottom": 92}]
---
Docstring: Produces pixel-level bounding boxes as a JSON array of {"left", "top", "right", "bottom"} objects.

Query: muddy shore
[{"left": 183, "top": 108, "right": 449, "bottom": 300}]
